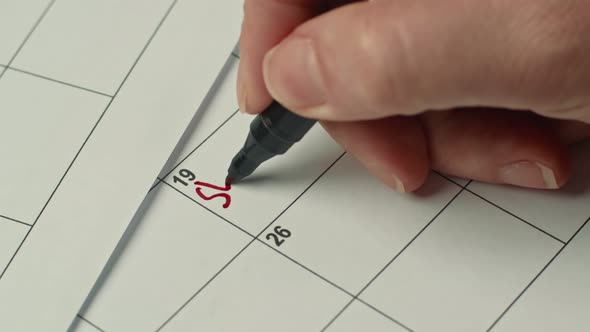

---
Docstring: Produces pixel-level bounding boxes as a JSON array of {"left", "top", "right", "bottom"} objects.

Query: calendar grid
[
  {"left": 320, "top": 185, "right": 467, "bottom": 332},
  {"left": 465, "top": 188, "right": 566, "bottom": 244},
  {"left": 154, "top": 150, "right": 447, "bottom": 331},
  {"left": 0, "top": 0, "right": 55, "bottom": 80},
  {"left": 159, "top": 159, "right": 410, "bottom": 306},
  {"left": 155, "top": 153, "right": 357, "bottom": 331},
  {"left": 0, "top": 0, "right": 179, "bottom": 281},
  {"left": 255, "top": 228, "right": 356, "bottom": 298},
  {"left": 149, "top": 95, "right": 578, "bottom": 332},
  {"left": 2, "top": 2, "right": 586, "bottom": 330},
  {"left": 154, "top": 231, "right": 258, "bottom": 332},
  {"left": 487, "top": 215, "right": 590, "bottom": 331}
]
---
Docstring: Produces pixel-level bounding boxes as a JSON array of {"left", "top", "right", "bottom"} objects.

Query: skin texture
[{"left": 237, "top": 0, "right": 590, "bottom": 192}]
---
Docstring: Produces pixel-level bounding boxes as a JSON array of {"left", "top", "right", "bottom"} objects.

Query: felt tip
[{"left": 226, "top": 173, "right": 244, "bottom": 185}]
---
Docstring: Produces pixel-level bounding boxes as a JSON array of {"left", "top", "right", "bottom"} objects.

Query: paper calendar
[
  {"left": 0, "top": 1, "right": 589, "bottom": 331},
  {"left": 73, "top": 54, "right": 590, "bottom": 332},
  {"left": 0, "top": 0, "right": 242, "bottom": 330}
]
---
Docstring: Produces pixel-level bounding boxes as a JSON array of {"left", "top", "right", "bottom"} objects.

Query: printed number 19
[{"left": 173, "top": 169, "right": 196, "bottom": 186}]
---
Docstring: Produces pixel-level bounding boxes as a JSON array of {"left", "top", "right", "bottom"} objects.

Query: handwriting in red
[{"left": 194, "top": 180, "right": 232, "bottom": 209}]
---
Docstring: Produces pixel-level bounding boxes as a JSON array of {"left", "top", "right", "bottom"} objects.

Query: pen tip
[{"left": 226, "top": 173, "right": 245, "bottom": 185}]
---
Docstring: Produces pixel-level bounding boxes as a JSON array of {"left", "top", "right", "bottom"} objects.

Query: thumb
[{"left": 261, "top": 0, "right": 590, "bottom": 122}]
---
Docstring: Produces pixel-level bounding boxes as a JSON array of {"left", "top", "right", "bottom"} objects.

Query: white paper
[
  {"left": 2, "top": 1, "right": 589, "bottom": 331},
  {"left": 76, "top": 51, "right": 590, "bottom": 332},
  {"left": 0, "top": 0, "right": 50, "bottom": 65},
  {"left": 0, "top": 1, "right": 242, "bottom": 331}
]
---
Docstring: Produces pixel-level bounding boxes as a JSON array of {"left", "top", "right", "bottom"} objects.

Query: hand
[{"left": 237, "top": 0, "right": 590, "bottom": 192}]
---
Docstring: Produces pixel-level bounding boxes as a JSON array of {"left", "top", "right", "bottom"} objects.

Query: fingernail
[
  {"left": 539, "top": 163, "right": 559, "bottom": 189},
  {"left": 263, "top": 37, "right": 326, "bottom": 112},
  {"left": 392, "top": 175, "right": 406, "bottom": 193},
  {"left": 366, "top": 161, "right": 406, "bottom": 193},
  {"left": 498, "top": 161, "right": 558, "bottom": 189},
  {"left": 239, "top": 91, "right": 247, "bottom": 114},
  {"left": 237, "top": 71, "right": 247, "bottom": 114}
]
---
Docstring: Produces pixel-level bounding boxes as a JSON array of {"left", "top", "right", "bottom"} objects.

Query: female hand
[{"left": 237, "top": 0, "right": 590, "bottom": 192}]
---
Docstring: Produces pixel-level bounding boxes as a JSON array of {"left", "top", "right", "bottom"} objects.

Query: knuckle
[{"left": 354, "top": 3, "right": 419, "bottom": 115}]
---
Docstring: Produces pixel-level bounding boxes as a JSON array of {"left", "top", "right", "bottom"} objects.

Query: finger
[
  {"left": 237, "top": 0, "right": 320, "bottom": 114},
  {"left": 321, "top": 116, "right": 429, "bottom": 192},
  {"left": 549, "top": 119, "right": 590, "bottom": 144},
  {"left": 262, "top": 0, "right": 590, "bottom": 122},
  {"left": 422, "top": 108, "right": 571, "bottom": 189}
]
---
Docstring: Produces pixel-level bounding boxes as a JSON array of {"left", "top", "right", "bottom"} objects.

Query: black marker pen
[{"left": 225, "top": 101, "right": 316, "bottom": 184}]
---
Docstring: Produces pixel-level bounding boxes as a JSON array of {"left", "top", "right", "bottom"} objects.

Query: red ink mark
[
  {"left": 194, "top": 180, "right": 232, "bottom": 209},
  {"left": 195, "top": 181, "right": 231, "bottom": 192}
]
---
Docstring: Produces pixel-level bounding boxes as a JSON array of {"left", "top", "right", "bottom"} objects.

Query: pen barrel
[
  {"left": 254, "top": 101, "right": 316, "bottom": 153},
  {"left": 227, "top": 102, "right": 316, "bottom": 181}
]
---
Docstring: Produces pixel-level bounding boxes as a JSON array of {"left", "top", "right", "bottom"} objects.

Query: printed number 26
[{"left": 266, "top": 226, "right": 291, "bottom": 247}]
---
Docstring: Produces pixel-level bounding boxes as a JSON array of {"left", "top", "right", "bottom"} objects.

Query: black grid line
[
  {"left": 7, "top": 66, "right": 113, "bottom": 98},
  {"left": 156, "top": 152, "right": 347, "bottom": 330},
  {"left": 150, "top": 109, "right": 239, "bottom": 192},
  {"left": 434, "top": 171, "right": 471, "bottom": 189},
  {"left": 76, "top": 314, "right": 106, "bottom": 332},
  {"left": 159, "top": 159, "right": 579, "bottom": 332},
  {"left": 356, "top": 298, "right": 415, "bottom": 332},
  {"left": 487, "top": 216, "right": 590, "bottom": 331},
  {"left": 0, "top": 0, "right": 55, "bottom": 80},
  {"left": 0, "top": 3, "right": 502, "bottom": 332},
  {"left": 0, "top": 214, "right": 32, "bottom": 227},
  {"left": 248, "top": 152, "right": 346, "bottom": 243},
  {"left": 0, "top": 0, "right": 179, "bottom": 281},
  {"left": 159, "top": 152, "right": 422, "bottom": 330},
  {"left": 155, "top": 235, "right": 258, "bottom": 331},
  {"left": 158, "top": 155, "right": 471, "bottom": 331},
  {"left": 320, "top": 187, "right": 466, "bottom": 332},
  {"left": 255, "top": 237, "right": 355, "bottom": 298},
  {"left": 466, "top": 188, "right": 566, "bottom": 244}
]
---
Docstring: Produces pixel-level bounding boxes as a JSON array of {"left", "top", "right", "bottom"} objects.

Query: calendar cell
[
  {"left": 161, "top": 241, "right": 348, "bottom": 332},
  {"left": 81, "top": 184, "right": 250, "bottom": 331},
  {"left": 0, "top": 70, "right": 108, "bottom": 223},
  {"left": 469, "top": 141, "right": 590, "bottom": 242},
  {"left": 270, "top": 154, "right": 462, "bottom": 293},
  {"left": 165, "top": 112, "right": 343, "bottom": 235},
  {"left": 13, "top": 0, "right": 174, "bottom": 94},
  {"left": 491, "top": 221, "right": 590, "bottom": 332},
  {"left": 361, "top": 191, "right": 562, "bottom": 332}
]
